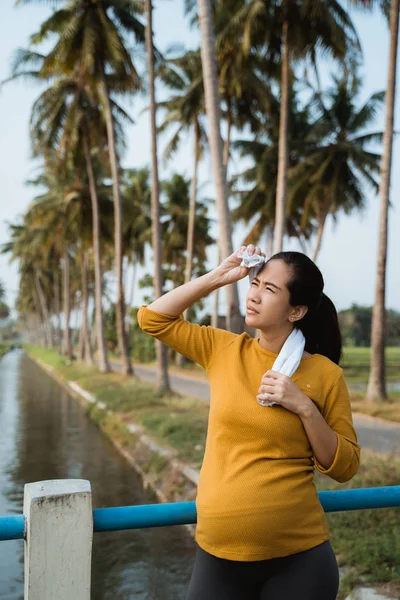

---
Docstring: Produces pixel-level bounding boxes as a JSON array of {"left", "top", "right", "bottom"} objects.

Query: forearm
[
  {"left": 147, "top": 269, "right": 222, "bottom": 317},
  {"left": 299, "top": 401, "right": 338, "bottom": 470}
]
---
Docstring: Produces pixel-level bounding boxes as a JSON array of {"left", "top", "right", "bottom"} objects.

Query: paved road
[{"left": 121, "top": 362, "right": 400, "bottom": 455}]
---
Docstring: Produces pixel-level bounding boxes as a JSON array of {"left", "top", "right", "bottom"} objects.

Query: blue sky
[{"left": 0, "top": 1, "right": 399, "bottom": 317}]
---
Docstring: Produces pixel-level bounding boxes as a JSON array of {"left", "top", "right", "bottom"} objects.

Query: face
[{"left": 245, "top": 259, "right": 307, "bottom": 331}]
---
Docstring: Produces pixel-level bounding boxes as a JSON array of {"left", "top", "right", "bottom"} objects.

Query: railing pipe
[{"left": 2, "top": 486, "right": 400, "bottom": 542}]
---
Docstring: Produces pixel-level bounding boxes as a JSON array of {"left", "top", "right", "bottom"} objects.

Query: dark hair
[{"left": 270, "top": 251, "right": 342, "bottom": 365}]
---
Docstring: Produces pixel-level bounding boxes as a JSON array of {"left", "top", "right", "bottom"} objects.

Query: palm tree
[
  {"left": 290, "top": 73, "right": 384, "bottom": 262},
  {"left": 121, "top": 167, "right": 153, "bottom": 345},
  {"left": 232, "top": 90, "right": 316, "bottom": 253},
  {"left": 161, "top": 173, "right": 215, "bottom": 363},
  {"left": 162, "top": 173, "right": 215, "bottom": 279},
  {"left": 196, "top": 0, "right": 243, "bottom": 333},
  {"left": 122, "top": 168, "right": 153, "bottom": 307},
  {"left": 158, "top": 50, "right": 208, "bottom": 310},
  {"left": 18, "top": 0, "right": 147, "bottom": 374},
  {"left": 6, "top": 55, "right": 120, "bottom": 371},
  {"left": 3, "top": 215, "right": 60, "bottom": 351},
  {"left": 232, "top": 0, "right": 360, "bottom": 253},
  {"left": 144, "top": 0, "right": 171, "bottom": 392},
  {"left": 353, "top": 0, "right": 400, "bottom": 402}
]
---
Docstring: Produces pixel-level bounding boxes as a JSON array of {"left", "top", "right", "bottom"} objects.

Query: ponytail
[
  {"left": 296, "top": 293, "right": 342, "bottom": 365},
  {"left": 270, "top": 252, "right": 343, "bottom": 365}
]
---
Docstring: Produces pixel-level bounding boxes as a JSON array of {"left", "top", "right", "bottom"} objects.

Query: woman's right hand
[{"left": 213, "top": 244, "right": 266, "bottom": 286}]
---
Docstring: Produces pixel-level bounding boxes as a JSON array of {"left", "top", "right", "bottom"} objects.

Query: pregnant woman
[{"left": 137, "top": 245, "right": 360, "bottom": 600}]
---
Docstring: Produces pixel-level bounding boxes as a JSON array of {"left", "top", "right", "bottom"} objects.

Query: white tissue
[
  {"left": 238, "top": 247, "right": 267, "bottom": 282},
  {"left": 237, "top": 247, "right": 266, "bottom": 268}
]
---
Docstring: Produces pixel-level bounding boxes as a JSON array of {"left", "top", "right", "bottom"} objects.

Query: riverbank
[
  {"left": 0, "top": 344, "right": 10, "bottom": 360},
  {"left": 27, "top": 345, "right": 400, "bottom": 600}
]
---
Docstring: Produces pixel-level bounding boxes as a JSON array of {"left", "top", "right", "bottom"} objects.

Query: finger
[
  {"left": 258, "top": 385, "right": 275, "bottom": 395},
  {"left": 254, "top": 246, "right": 261, "bottom": 255},
  {"left": 261, "top": 375, "right": 278, "bottom": 385},
  {"left": 257, "top": 393, "right": 279, "bottom": 404},
  {"left": 264, "top": 370, "right": 281, "bottom": 380},
  {"left": 247, "top": 244, "right": 255, "bottom": 255}
]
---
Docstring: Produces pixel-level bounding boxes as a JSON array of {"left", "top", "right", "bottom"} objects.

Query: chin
[{"left": 245, "top": 313, "right": 257, "bottom": 322}]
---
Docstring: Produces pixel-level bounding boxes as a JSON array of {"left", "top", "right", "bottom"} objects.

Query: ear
[{"left": 294, "top": 305, "right": 308, "bottom": 320}]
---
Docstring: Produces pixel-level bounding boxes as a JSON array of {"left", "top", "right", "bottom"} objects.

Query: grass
[
  {"left": 315, "top": 450, "right": 400, "bottom": 599},
  {"left": 351, "top": 391, "right": 400, "bottom": 423},
  {"left": 0, "top": 344, "right": 9, "bottom": 360},
  {"left": 27, "top": 345, "right": 400, "bottom": 596},
  {"left": 341, "top": 347, "right": 400, "bottom": 383}
]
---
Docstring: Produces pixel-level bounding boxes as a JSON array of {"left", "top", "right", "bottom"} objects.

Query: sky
[{"left": 0, "top": 1, "right": 399, "bottom": 319}]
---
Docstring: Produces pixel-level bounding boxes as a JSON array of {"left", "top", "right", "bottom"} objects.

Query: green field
[{"left": 341, "top": 347, "right": 400, "bottom": 383}]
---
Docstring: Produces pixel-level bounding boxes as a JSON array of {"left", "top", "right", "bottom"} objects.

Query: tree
[
  {"left": 290, "top": 73, "right": 383, "bottom": 261},
  {"left": 196, "top": 0, "right": 243, "bottom": 333},
  {"left": 234, "top": 0, "right": 360, "bottom": 253},
  {"left": 364, "top": 0, "right": 399, "bottom": 401},
  {"left": 158, "top": 50, "right": 208, "bottom": 312},
  {"left": 232, "top": 89, "right": 316, "bottom": 253},
  {"left": 17, "top": 0, "right": 147, "bottom": 374},
  {"left": 145, "top": 0, "right": 171, "bottom": 392}
]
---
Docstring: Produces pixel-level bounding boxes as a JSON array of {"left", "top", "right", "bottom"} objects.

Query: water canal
[{"left": 0, "top": 350, "right": 196, "bottom": 599}]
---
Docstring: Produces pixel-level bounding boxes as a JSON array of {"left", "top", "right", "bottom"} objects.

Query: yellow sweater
[{"left": 137, "top": 305, "right": 361, "bottom": 561}]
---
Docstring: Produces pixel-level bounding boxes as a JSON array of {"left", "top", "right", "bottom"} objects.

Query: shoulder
[{"left": 309, "top": 353, "right": 344, "bottom": 390}]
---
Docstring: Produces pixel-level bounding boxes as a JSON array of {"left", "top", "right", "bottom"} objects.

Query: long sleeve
[
  {"left": 137, "top": 305, "right": 237, "bottom": 371},
  {"left": 314, "top": 370, "right": 361, "bottom": 483}
]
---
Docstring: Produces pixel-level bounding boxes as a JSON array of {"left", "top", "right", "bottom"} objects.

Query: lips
[{"left": 247, "top": 306, "right": 259, "bottom": 314}]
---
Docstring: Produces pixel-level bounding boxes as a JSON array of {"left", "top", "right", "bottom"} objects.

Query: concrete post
[{"left": 24, "top": 479, "right": 93, "bottom": 600}]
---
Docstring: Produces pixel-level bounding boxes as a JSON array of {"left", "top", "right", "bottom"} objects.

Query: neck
[{"left": 258, "top": 325, "right": 295, "bottom": 355}]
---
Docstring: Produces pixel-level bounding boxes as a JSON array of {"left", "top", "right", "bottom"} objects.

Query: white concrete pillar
[{"left": 24, "top": 479, "right": 93, "bottom": 600}]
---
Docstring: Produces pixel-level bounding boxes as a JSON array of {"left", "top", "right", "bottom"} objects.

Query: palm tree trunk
[
  {"left": 128, "top": 259, "right": 137, "bottom": 308},
  {"left": 62, "top": 248, "right": 72, "bottom": 359},
  {"left": 212, "top": 106, "right": 232, "bottom": 332},
  {"left": 274, "top": 19, "right": 290, "bottom": 254},
  {"left": 100, "top": 77, "right": 132, "bottom": 376},
  {"left": 366, "top": 0, "right": 399, "bottom": 403},
  {"left": 312, "top": 212, "right": 328, "bottom": 263},
  {"left": 34, "top": 270, "right": 53, "bottom": 348},
  {"left": 80, "top": 250, "right": 94, "bottom": 365},
  {"left": 197, "top": 0, "right": 243, "bottom": 334},
  {"left": 183, "top": 118, "right": 200, "bottom": 316},
  {"left": 83, "top": 132, "right": 110, "bottom": 373},
  {"left": 125, "top": 258, "right": 137, "bottom": 351},
  {"left": 223, "top": 101, "right": 232, "bottom": 169},
  {"left": 211, "top": 243, "right": 221, "bottom": 328},
  {"left": 146, "top": 0, "right": 171, "bottom": 392},
  {"left": 269, "top": 225, "right": 274, "bottom": 256},
  {"left": 54, "top": 267, "right": 62, "bottom": 353},
  {"left": 33, "top": 288, "right": 46, "bottom": 347},
  {"left": 176, "top": 119, "right": 201, "bottom": 366}
]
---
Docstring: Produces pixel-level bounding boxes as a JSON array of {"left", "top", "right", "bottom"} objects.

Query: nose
[{"left": 247, "top": 288, "right": 261, "bottom": 303}]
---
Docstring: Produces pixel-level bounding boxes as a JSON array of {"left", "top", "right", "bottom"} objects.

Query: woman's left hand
[{"left": 257, "top": 370, "right": 312, "bottom": 418}]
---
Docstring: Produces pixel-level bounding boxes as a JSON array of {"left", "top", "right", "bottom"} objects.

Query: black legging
[{"left": 185, "top": 540, "right": 339, "bottom": 600}]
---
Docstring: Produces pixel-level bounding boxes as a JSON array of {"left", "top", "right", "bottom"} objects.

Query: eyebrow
[{"left": 253, "top": 277, "right": 281, "bottom": 291}]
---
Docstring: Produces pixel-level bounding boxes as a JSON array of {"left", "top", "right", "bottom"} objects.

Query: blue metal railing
[{"left": 2, "top": 486, "right": 400, "bottom": 542}]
